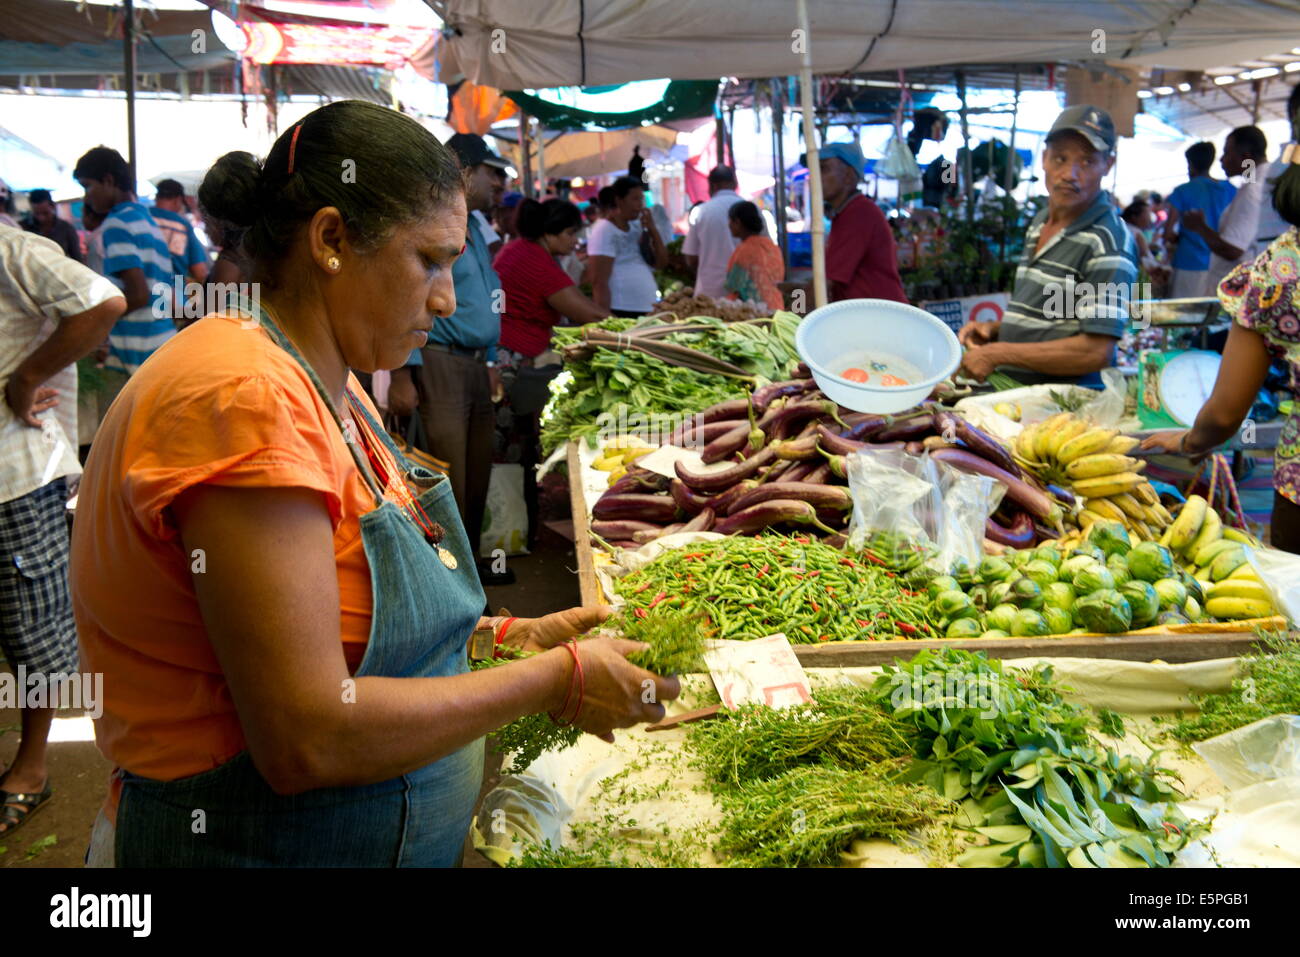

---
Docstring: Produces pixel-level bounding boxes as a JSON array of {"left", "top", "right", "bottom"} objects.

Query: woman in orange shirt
[
  {"left": 723, "top": 200, "right": 785, "bottom": 313},
  {"left": 70, "top": 101, "right": 678, "bottom": 867}
]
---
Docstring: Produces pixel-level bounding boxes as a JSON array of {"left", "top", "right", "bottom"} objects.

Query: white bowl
[{"left": 794, "top": 298, "right": 961, "bottom": 413}]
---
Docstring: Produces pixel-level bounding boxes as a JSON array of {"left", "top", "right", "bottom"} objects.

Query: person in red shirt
[
  {"left": 492, "top": 198, "right": 606, "bottom": 546},
  {"left": 811, "top": 142, "right": 909, "bottom": 303}
]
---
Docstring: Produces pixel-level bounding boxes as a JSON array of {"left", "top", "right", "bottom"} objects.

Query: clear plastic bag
[
  {"left": 1245, "top": 546, "right": 1300, "bottom": 626},
  {"left": 1193, "top": 714, "right": 1300, "bottom": 791},
  {"left": 845, "top": 448, "right": 1004, "bottom": 573}
]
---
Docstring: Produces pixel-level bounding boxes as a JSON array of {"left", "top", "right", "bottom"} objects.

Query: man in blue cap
[
  {"left": 806, "top": 141, "right": 908, "bottom": 304},
  {"left": 958, "top": 105, "right": 1137, "bottom": 386}
]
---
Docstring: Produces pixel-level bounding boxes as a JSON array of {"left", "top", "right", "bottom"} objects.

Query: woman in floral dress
[{"left": 1141, "top": 154, "right": 1300, "bottom": 551}]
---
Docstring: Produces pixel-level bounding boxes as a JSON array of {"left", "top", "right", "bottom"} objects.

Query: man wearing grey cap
[{"left": 958, "top": 105, "right": 1137, "bottom": 386}]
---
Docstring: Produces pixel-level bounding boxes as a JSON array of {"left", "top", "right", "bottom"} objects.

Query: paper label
[
  {"left": 634, "top": 444, "right": 737, "bottom": 481},
  {"left": 703, "top": 634, "right": 812, "bottom": 710}
]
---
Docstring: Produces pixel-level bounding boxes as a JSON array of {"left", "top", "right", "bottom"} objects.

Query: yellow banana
[
  {"left": 1134, "top": 482, "right": 1159, "bottom": 506},
  {"left": 1070, "top": 472, "right": 1146, "bottom": 498},
  {"left": 1207, "top": 579, "right": 1273, "bottom": 604},
  {"left": 1065, "top": 454, "right": 1141, "bottom": 480},
  {"left": 1159, "top": 525, "right": 1175, "bottom": 547},
  {"left": 1056, "top": 427, "right": 1119, "bottom": 465},
  {"left": 1186, "top": 506, "right": 1222, "bottom": 558},
  {"left": 1221, "top": 526, "right": 1261, "bottom": 548},
  {"left": 607, "top": 465, "right": 627, "bottom": 486},
  {"left": 1205, "top": 596, "right": 1275, "bottom": 621},
  {"left": 1108, "top": 492, "right": 1147, "bottom": 521},
  {"left": 1043, "top": 417, "right": 1090, "bottom": 460},
  {"left": 1104, "top": 434, "right": 1141, "bottom": 455},
  {"left": 1227, "top": 563, "right": 1260, "bottom": 581},
  {"left": 592, "top": 454, "right": 623, "bottom": 471},
  {"left": 1150, "top": 502, "right": 1174, "bottom": 526},
  {"left": 1077, "top": 508, "right": 1108, "bottom": 529},
  {"left": 1210, "top": 547, "right": 1249, "bottom": 581},
  {"left": 1014, "top": 425, "right": 1042, "bottom": 464},
  {"left": 1194, "top": 539, "right": 1239, "bottom": 569},
  {"left": 1168, "top": 495, "right": 1208, "bottom": 551},
  {"left": 1035, "top": 413, "right": 1073, "bottom": 460},
  {"left": 1085, "top": 497, "right": 1127, "bottom": 522},
  {"left": 1130, "top": 518, "right": 1156, "bottom": 542}
]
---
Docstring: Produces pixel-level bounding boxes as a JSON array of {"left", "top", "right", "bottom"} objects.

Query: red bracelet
[
  {"left": 493, "top": 617, "right": 519, "bottom": 659},
  {"left": 550, "top": 642, "right": 580, "bottom": 725}
]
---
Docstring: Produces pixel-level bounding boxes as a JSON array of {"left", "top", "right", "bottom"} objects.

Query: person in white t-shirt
[
  {"left": 588, "top": 176, "right": 667, "bottom": 317},
  {"left": 682, "top": 166, "right": 740, "bottom": 298},
  {"left": 1257, "top": 86, "right": 1300, "bottom": 250},
  {"left": 0, "top": 226, "right": 125, "bottom": 836},
  {"left": 1182, "top": 125, "right": 1269, "bottom": 296}
]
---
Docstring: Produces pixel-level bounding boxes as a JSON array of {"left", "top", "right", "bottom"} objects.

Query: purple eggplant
[
  {"left": 1046, "top": 483, "right": 1077, "bottom": 507},
  {"left": 605, "top": 467, "right": 671, "bottom": 496},
  {"left": 770, "top": 433, "right": 821, "bottom": 460},
  {"left": 591, "top": 519, "right": 661, "bottom": 539},
  {"left": 791, "top": 361, "right": 811, "bottom": 379},
  {"left": 933, "top": 411, "right": 1020, "bottom": 477},
  {"left": 632, "top": 522, "right": 685, "bottom": 544},
  {"left": 726, "top": 482, "right": 852, "bottom": 516},
  {"left": 669, "top": 479, "right": 714, "bottom": 515},
  {"left": 757, "top": 459, "right": 795, "bottom": 485},
  {"left": 665, "top": 419, "right": 739, "bottom": 448},
  {"left": 710, "top": 479, "right": 759, "bottom": 514},
  {"left": 750, "top": 378, "right": 816, "bottom": 414},
  {"left": 816, "top": 424, "right": 868, "bottom": 456},
  {"left": 712, "top": 499, "right": 839, "bottom": 536},
  {"left": 765, "top": 399, "right": 843, "bottom": 440},
  {"left": 874, "top": 410, "right": 937, "bottom": 443},
  {"left": 674, "top": 446, "right": 776, "bottom": 491},
  {"left": 678, "top": 507, "right": 716, "bottom": 533},
  {"left": 700, "top": 398, "right": 751, "bottom": 424},
  {"left": 781, "top": 460, "right": 817, "bottom": 483},
  {"left": 985, "top": 511, "right": 1035, "bottom": 548},
  {"left": 701, "top": 421, "right": 752, "bottom": 464},
  {"left": 591, "top": 492, "right": 680, "bottom": 523},
  {"left": 802, "top": 462, "right": 833, "bottom": 484}
]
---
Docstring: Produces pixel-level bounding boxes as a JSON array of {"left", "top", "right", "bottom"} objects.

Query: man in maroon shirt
[{"left": 809, "top": 142, "right": 909, "bottom": 303}]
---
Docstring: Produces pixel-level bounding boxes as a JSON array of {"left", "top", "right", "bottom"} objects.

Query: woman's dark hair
[
  {"left": 73, "top": 146, "right": 135, "bottom": 195},
  {"left": 1121, "top": 200, "right": 1149, "bottom": 225},
  {"left": 198, "top": 100, "right": 463, "bottom": 284},
  {"left": 728, "top": 200, "right": 765, "bottom": 237},
  {"left": 516, "top": 198, "right": 582, "bottom": 241},
  {"left": 1272, "top": 106, "right": 1300, "bottom": 228}
]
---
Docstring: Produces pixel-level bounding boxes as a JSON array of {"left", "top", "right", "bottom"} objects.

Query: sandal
[{"left": 0, "top": 783, "right": 52, "bottom": 837}]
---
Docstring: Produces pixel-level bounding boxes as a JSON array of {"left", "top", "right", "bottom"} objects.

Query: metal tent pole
[
  {"left": 797, "top": 0, "right": 826, "bottom": 309},
  {"left": 772, "top": 77, "right": 789, "bottom": 269},
  {"left": 124, "top": 0, "right": 138, "bottom": 177}
]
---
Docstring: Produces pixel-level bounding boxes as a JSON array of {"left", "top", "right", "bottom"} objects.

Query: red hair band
[{"left": 287, "top": 123, "right": 304, "bottom": 175}]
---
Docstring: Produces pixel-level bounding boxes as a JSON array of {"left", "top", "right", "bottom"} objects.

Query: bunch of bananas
[
  {"left": 1162, "top": 495, "right": 1274, "bottom": 620},
  {"left": 593, "top": 438, "right": 654, "bottom": 486},
  {"left": 1012, "top": 413, "right": 1173, "bottom": 541}
]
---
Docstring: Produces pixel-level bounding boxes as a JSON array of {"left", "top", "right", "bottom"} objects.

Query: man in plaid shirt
[
  {"left": 958, "top": 106, "right": 1138, "bottom": 387},
  {"left": 0, "top": 226, "right": 124, "bottom": 836}
]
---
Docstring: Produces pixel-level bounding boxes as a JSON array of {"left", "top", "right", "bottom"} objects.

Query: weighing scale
[{"left": 1137, "top": 348, "right": 1222, "bottom": 429}]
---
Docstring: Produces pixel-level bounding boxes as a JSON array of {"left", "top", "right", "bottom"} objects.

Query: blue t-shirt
[
  {"left": 150, "top": 206, "right": 208, "bottom": 276},
  {"left": 101, "top": 201, "right": 178, "bottom": 374},
  {"left": 1167, "top": 176, "right": 1237, "bottom": 271}
]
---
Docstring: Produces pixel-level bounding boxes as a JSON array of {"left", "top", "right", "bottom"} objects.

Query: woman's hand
[
  {"left": 559, "top": 636, "right": 681, "bottom": 741},
  {"left": 1139, "top": 429, "right": 1189, "bottom": 454},
  {"left": 510, "top": 604, "right": 613, "bottom": 655}
]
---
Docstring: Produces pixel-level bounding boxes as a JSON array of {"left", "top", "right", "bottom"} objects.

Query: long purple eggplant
[
  {"left": 1046, "top": 483, "right": 1077, "bottom": 507},
  {"left": 816, "top": 424, "right": 868, "bottom": 456},
  {"left": 750, "top": 378, "right": 816, "bottom": 414},
  {"left": 770, "top": 433, "right": 821, "bottom": 460},
  {"left": 712, "top": 499, "right": 839, "bottom": 536},
  {"left": 765, "top": 399, "right": 843, "bottom": 439},
  {"left": 802, "top": 462, "right": 833, "bottom": 484},
  {"left": 701, "top": 420, "right": 752, "bottom": 464},
  {"left": 669, "top": 478, "right": 713, "bottom": 515},
  {"left": 757, "top": 459, "right": 795, "bottom": 485},
  {"left": 605, "top": 467, "right": 671, "bottom": 496},
  {"left": 675, "top": 446, "right": 776, "bottom": 491},
  {"left": 726, "top": 482, "right": 852, "bottom": 516},
  {"left": 700, "top": 398, "right": 750, "bottom": 424},
  {"left": 791, "top": 361, "right": 811, "bottom": 379},
  {"left": 873, "top": 410, "right": 937, "bottom": 443},
  {"left": 678, "top": 506, "right": 716, "bottom": 533},
  {"left": 986, "top": 511, "right": 1035, "bottom": 548},
  {"left": 710, "top": 479, "right": 759, "bottom": 514},
  {"left": 591, "top": 493, "right": 680, "bottom": 523},
  {"left": 782, "top": 460, "right": 817, "bottom": 483},
  {"left": 591, "top": 519, "right": 661, "bottom": 539},
  {"left": 664, "top": 419, "right": 738, "bottom": 448},
  {"left": 933, "top": 411, "right": 1020, "bottom": 477},
  {"left": 929, "top": 447, "right": 1062, "bottom": 528},
  {"left": 632, "top": 523, "right": 684, "bottom": 544}
]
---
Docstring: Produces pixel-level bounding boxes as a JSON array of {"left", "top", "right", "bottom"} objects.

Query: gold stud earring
[{"left": 327, "top": 256, "right": 341, "bottom": 271}]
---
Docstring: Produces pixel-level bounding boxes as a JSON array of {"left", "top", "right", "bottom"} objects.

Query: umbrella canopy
[{"left": 431, "top": 0, "right": 1298, "bottom": 88}]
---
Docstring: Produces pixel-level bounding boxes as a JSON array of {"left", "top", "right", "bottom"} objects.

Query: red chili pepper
[
  {"left": 818, "top": 634, "right": 830, "bottom": 642},
  {"left": 634, "top": 607, "right": 648, "bottom": 619},
  {"left": 810, "top": 601, "right": 821, "bottom": 613},
  {"left": 808, "top": 570, "right": 821, "bottom": 578},
  {"left": 648, "top": 591, "right": 668, "bottom": 609},
  {"left": 864, "top": 553, "right": 887, "bottom": 566},
  {"left": 740, "top": 563, "right": 751, "bottom": 569},
  {"left": 855, "top": 618, "right": 871, "bottom": 627},
  {"left": 635, "top": 582, "right": 652, "bottom": 593},
  {"left": 801, "top": 624, "right": 813, "bottom": 634},
  {"left": 682, "top": 552, "right": 706, "bottom": 559},
  {"left": 795, "top": 537, "right": 811, "bottom": 544},
  {"left": 759, "top": 563, "right": 770, "bottom": 576},
  {"left": 840, "top": 558, "right": 858, "bottom": 568},
  {"left": 896, "top": 621, "right": 919, "bottom": 635}
]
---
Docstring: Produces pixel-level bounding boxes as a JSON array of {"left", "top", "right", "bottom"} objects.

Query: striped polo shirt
[
  {"left": 101, "top": 201, "right": 177, "bottom": 375},
  {"left": 999, "top": 190, "right": 1138, "bottom": 386}
]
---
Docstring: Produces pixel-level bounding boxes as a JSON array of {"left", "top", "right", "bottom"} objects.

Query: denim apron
[{"left": 114, "top": 306, "right": 487, "bottom": 867}]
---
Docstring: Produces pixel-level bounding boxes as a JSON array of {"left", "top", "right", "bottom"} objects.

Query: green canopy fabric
[{"left": 504, "top": 79, "right": 718, "bottom": 131}]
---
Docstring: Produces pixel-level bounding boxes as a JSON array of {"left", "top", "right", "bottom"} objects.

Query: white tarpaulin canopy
[
  {"left": 431, "top": 0, "right": 1299, "bottom": 89},
  {"left": 537, "top": 125, "right": 681, "bottom": 178}
]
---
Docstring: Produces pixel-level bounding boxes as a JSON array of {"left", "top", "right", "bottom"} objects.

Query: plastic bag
[
  {"left": 845, "top": 448, "right": 1003, "bottom": 573},
  {"left": 1077, "top": 366, "right": 1127, "bottom": 428},
  {"left": 1193, "top": 714, "right": 1300, "bottom": 791},
  {"left": 1245, "top": 545, "right": 1300, "bottom": 626},
  {"left": 479, "top": 463, "right": 529, "bottom": 558}
]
